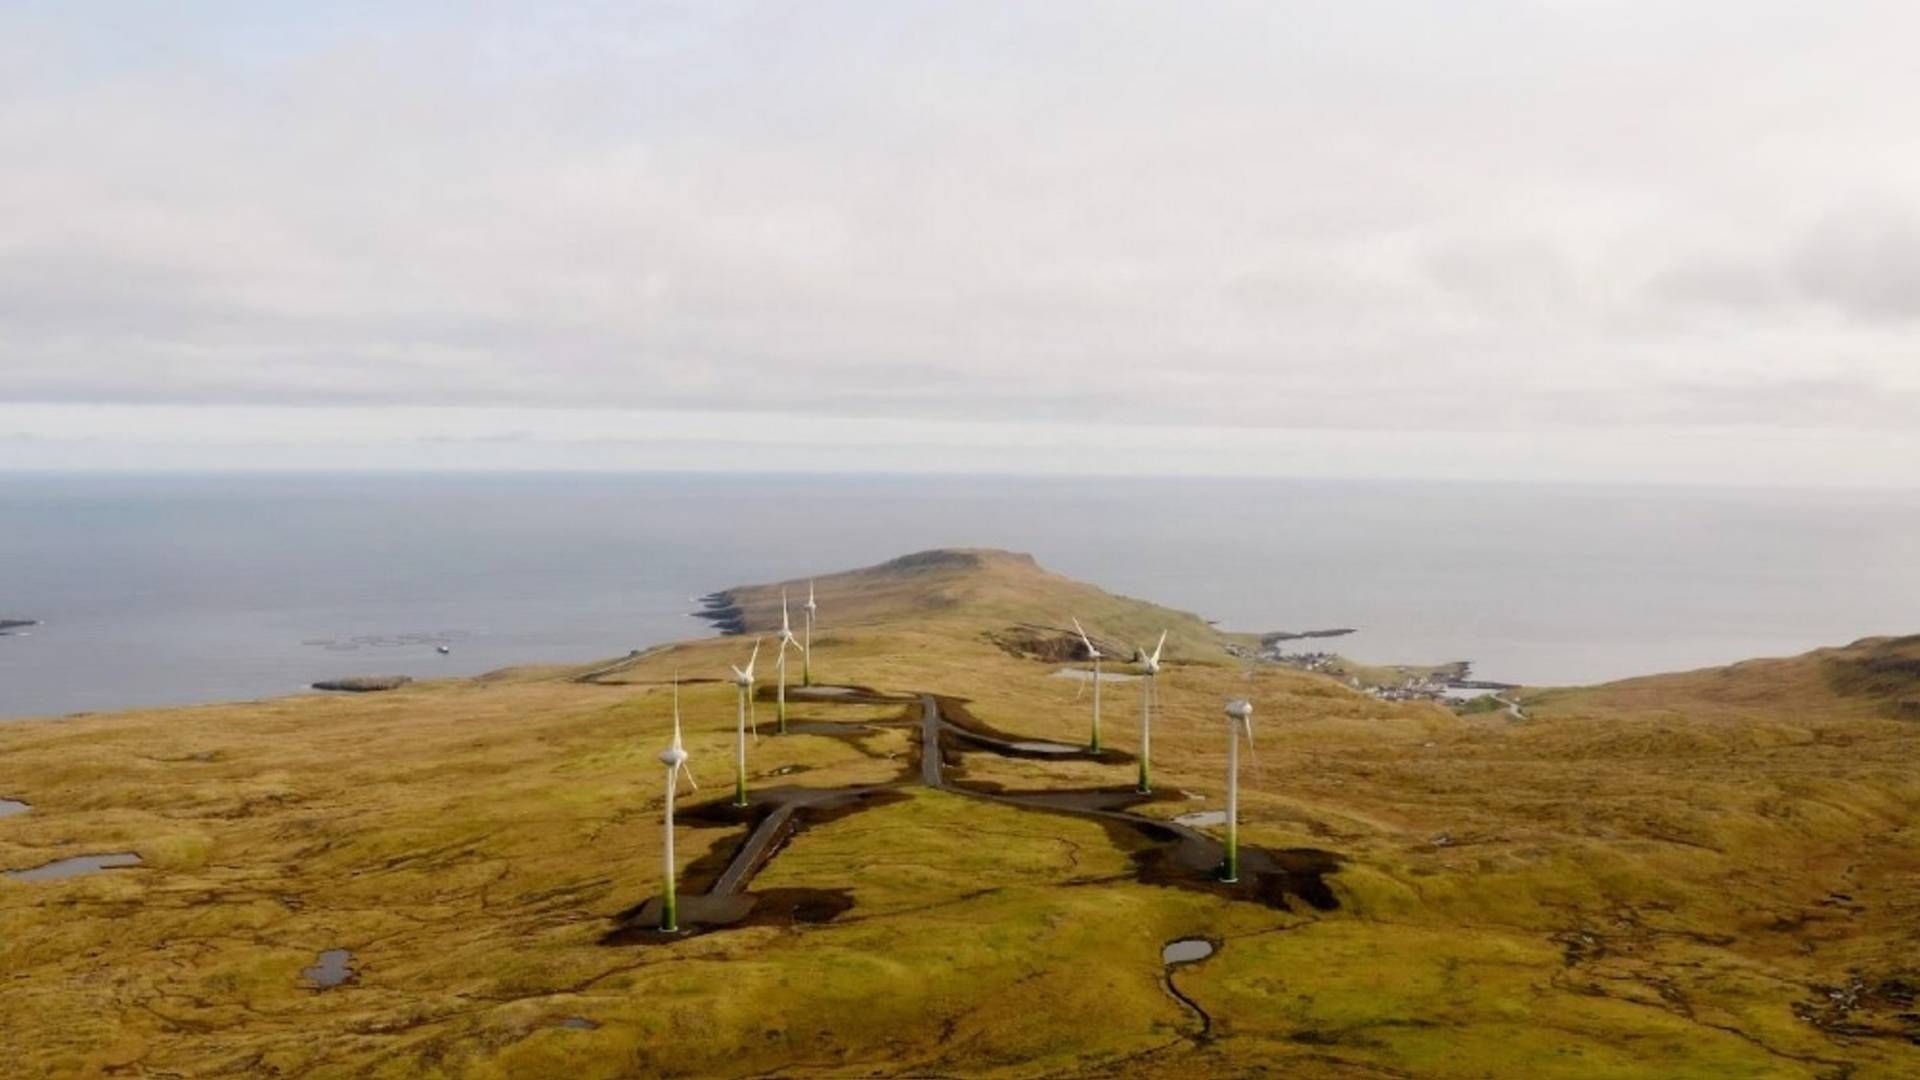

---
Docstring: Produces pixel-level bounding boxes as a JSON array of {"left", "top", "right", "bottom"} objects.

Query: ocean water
[{"left": 2, "top": 472, "right": 1917, "bottom": 719}]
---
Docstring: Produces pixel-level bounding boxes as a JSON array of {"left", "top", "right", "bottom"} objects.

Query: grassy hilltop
[{"left": 2, "top": 549, "right": 1918, "bottom": 1078}]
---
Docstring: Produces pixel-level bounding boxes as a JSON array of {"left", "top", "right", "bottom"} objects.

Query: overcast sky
[{"left": 3, "top": 2, "right": 1918, "bottom": 482}]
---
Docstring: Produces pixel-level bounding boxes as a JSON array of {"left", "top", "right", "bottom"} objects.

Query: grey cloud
[
  {"left": 1789, "top": 204, "right": 1920, "bottom": 322},
  {"left": 1641, "top": 257, "right": 1788, "bottom": 315},
  {"left": 1653, "top": 376, "right": 1920, "bottom": 428},
  {"left": 1, "top": 2, "right": 1919, "bottom": 440}
]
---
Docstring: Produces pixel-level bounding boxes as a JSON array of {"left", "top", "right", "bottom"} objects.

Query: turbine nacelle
[
  {"left": 664, "top": 673, "right": 699, "bottom": 791},
  {"left": 778, "top": 592, "right": 803, "bottom": 651},
  {"left": 731, "top": 637, "right": 763, "bottom": 687},
  {"left": 1225, "top": 695, "right": 1260, "bottom": 769}
]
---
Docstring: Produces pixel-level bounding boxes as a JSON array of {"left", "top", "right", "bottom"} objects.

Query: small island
[
  {"left": 310, "top": 675, "right": 413, "bottom": 693},
  {"left": 1258, "top": 628, "right": 1357, "bottom": 644},
  {"left": 0, "top": 619, "right": 38, "bottom": 635}
]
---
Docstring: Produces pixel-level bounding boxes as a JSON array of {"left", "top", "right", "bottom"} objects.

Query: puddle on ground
[
  {"left": 789, "top": 684, "right": 912, "bottom": 703},
  {"left": 1160, "top": 937, "right": 1219, "bottom": 1040},
  {"left": 0, "top": 799, "right": 29, "bottom": 819},
  {"left": 1163, "top": 937, "right": 1216, "bottom": 965},
  {"left": 4, "top": 852, "right": 141, "bottom": 882},
  {"left": 301, "top": 948, "right": 354, "bottom": 989},
  {"left": 1173, "top": 810, "right": 1227, "bottom": 828},
  {"left": 936, "top": 696, "right": 1124, "bottom": 764},
  {"left": 1008, "top": 741, "right": 1080, "bottom": 755},
  {"left": 1050, "top": 668, "right": 1141, "bottom": 683},
  {"left": 558, "top": 1016, "right": 600, "bottom": 1031},
  {"left": 784, "top": 721, "right": 878, "bottom": 737}
]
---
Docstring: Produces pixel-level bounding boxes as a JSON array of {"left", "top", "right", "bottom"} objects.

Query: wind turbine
[
  {"left": 1072, "top": 617, "right": 1103, "bottom": 752},
  {"left": 1135, "top": 630, "right": 1168, "bottom": 794},
  {"left": 729, "top": 638, "right": 762, "bottom": 806},
  {"left": 1222, "top": 697, "right": 1254, "bottom": 883},
  {"left": 657, "top": 675, "right": 699, "bottom": 932},
  {"left": 802, "top": 580, "right": 817, "bottom": 687},
  {"left": 776, "top": 589, "right": 802, "bottom": 734}
]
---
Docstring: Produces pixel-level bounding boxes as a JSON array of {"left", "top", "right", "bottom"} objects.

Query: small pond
[
  {"left": 4, "top": 852, "right": 141, "bottom": 883},
  {"left": 1162, "top": 938, "right": 1217, "bottom": 965},
  {"left": 301, "top": 948, "right": 355, "bottom": 989}
]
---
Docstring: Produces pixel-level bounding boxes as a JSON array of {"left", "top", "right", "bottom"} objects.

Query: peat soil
[{"left": 603, "top": 690, "right": 1342, "bottom": 944}]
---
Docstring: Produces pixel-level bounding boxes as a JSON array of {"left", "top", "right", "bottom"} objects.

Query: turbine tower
[
  {"left": 1136, "top": 630, "right": 1168, "bottom": 793},
  {"left": 658, "top": 676, "right": 699, "bottom": 932},
  {"left": 728, "top": 638, "right": 761, "bottom": 806},
  {"left": 802, "top": 580, "right": 817, "bottom": 687},
  {"left": 1072, "top": 617, "right": 1103, "bottom": 752},
  {"left": 1222, "top": 697, "right": 1254, "bottom": 883},
  {"left": 776, "top": 589, "right": 802, "bottom": 734}
]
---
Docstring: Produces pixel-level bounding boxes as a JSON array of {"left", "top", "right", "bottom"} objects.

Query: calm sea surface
[{"left": 3, "top": 472, "right": 1917, "bottom": 719}]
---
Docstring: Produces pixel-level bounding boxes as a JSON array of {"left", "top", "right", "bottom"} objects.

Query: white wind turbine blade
[
  {"left": 1150, "top": 630, "right": 1168, "bottom": 666},
  {"left": 1244, "top": 714, "right": 1265, "bottom": 778},
  {"left": 671, "top": 675, "right": 684, "bottom": 750},
  {"left": 1072, "top": 617, "right": 1098, "bottom": 658},
  {"left": 781, "top": 590, "right": 793, "bottom": 635},
  {"left": 674, "top": 675, "right": 699, "bottom": 790},
  {"left": 745, "top": 637, "right": 762, "bottom": 679},
  {"left": 1238, "top": 661, "right": 1264, "bottom": 777}
]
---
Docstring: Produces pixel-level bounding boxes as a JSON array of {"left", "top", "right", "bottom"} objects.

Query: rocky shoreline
[{"left": 690, "top": 591, "right": 746, "bottom": 635}]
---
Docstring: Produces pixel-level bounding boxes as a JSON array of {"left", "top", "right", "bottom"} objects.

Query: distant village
[{"left": 1231, "top": 632, "right": 1516, "bottom": 705}]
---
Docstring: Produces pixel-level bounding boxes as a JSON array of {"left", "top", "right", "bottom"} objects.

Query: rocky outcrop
[
  {"left": 1825, "top": 635, "right": 1920, "bottom": 718},
  {"left": 690, "top": 592, "right": 746, "bottom": 635}
]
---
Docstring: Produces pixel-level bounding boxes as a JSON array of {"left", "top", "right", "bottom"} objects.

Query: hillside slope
[
  {"left": 1, "top": 550, "right": 1916, "bottom": 1077},
  {"left": 700, "top": 547, "right": 1233, "bottom": 662}
]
